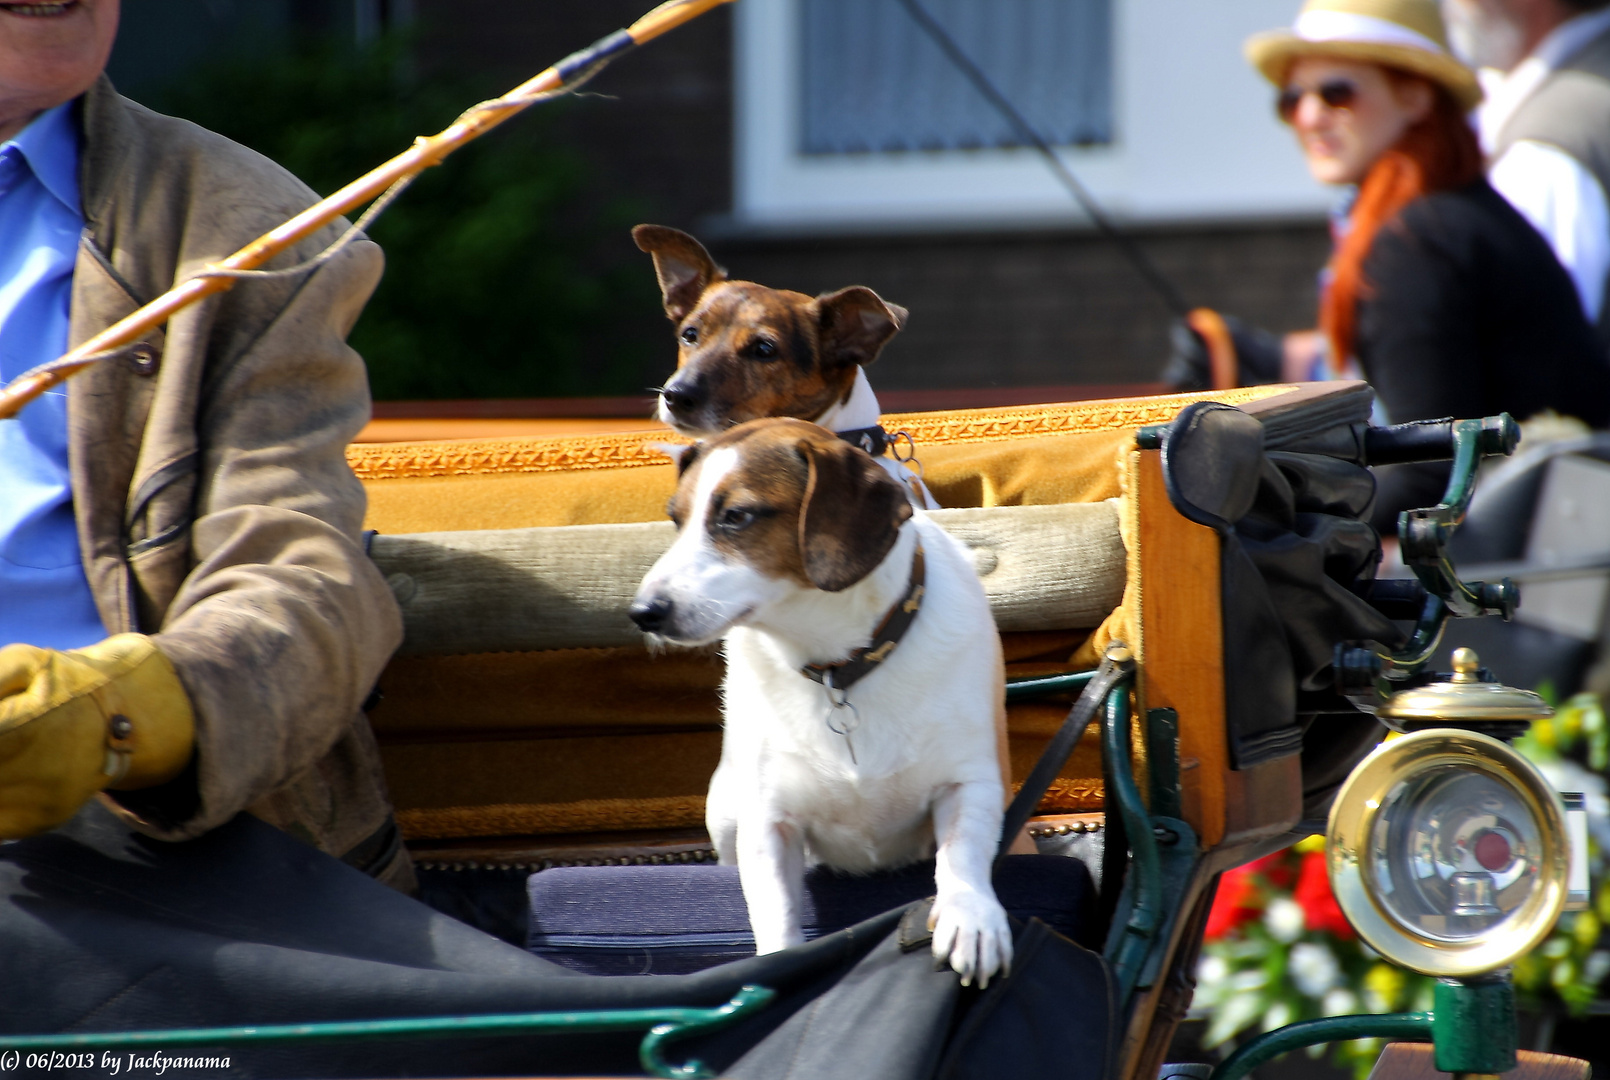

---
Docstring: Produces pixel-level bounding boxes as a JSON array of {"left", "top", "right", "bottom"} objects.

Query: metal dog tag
[{"left": 821, "top": 675, "right": 862, "bottom": 765}]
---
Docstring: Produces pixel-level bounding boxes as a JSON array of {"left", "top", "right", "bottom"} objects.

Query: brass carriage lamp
[{"left": 1326, "top": 648, "right": 1584, "bottom": 1078}]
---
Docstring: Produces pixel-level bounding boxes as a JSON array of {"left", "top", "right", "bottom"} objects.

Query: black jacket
[{"left": 1355, "top": 178, "right": 1610, "bottom": 530}]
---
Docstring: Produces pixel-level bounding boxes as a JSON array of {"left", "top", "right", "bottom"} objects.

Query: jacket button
[
  {"left": 126, "top": 344, "right": 159, "bottom": 376},
  {"left": 109, "top": 714, "right": 133, "bottom": 740}
]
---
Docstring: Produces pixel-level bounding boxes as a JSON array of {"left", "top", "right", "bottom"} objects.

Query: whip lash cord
[
  {"left": 0, "top": 0, "right": 736, "bottom": 420},
  {"left": 894, "top": 0, "right": 1192, "bottom": 319}
]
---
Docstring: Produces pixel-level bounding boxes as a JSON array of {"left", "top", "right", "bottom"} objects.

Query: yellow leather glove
[{"left": 0, "top": 634, "right": 196, "bottom": 838}]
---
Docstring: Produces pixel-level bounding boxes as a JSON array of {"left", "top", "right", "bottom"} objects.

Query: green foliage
[
  {"left": 1518, "top": 692, "right": 1610, "bottom": 773},
  {"left": 1511, "top": 695, "right": 1610, "bottom": 1013},
  {"left": 142, "top": 35, "right": 660, "bottom": 400}
]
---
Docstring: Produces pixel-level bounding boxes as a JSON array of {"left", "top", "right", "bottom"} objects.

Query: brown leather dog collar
[{"left": 801, "top": 542, "right": 926, "bottom": 694}]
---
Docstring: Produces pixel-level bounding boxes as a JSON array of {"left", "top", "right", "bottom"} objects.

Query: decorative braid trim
[
  {"left": 348, "top": 387, "right": 1285, "bottom": 481},
  {"left": 396, "top": 795, "right": 709, "bottom": 839},
  {"left": 1015, "top": 777, "right": 1107, "bottom": 813},
  {"left": 880, "top": 387, "right": 1274, "bottom": 450}
]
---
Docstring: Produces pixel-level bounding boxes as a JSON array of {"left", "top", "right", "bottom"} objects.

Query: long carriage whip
[{"left": 0, "top": 0, "right": 738, "bottom": 421}]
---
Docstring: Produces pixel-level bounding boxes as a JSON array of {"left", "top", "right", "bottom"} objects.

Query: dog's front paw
[{"left": 929, "top": 890, "right": 1013, "bottom": 989}]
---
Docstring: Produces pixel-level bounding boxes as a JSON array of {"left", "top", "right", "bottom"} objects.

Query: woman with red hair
[{"left": 1227, "top": 0, "right": 1610, "bottom": 528}]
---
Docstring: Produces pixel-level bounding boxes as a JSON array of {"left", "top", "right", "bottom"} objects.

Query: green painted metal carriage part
[
  {"left": 1397, "top": 417, "right": 1519, "bottom": 629},
  {"left": 1100, "top": 680, "right": 1165, "bottom": 999},
  {"left": 1003, "top": 668, "right": 1098, "bottom": 702},
  {"left": 1431, "top": 977, "right": 1518, "bottom": 1075},
  {"left": 1341, "top": 415, "right": 1520, "bottom": 686},
  {"left": 1009, "top": 669, "right": 1197, "bottom": 1002},
  {"left": 0, "top": 985, "right": 776, "bottom": 1080},
  {"left": 1207, "top": 1012, "right": 1435, "bottom": 1080},
  {"left": 1206, "top": 977, "right": 1520, "bottom": 1080}
]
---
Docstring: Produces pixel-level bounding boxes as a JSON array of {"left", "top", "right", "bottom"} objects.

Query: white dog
[{"left": 629, "top": 417, "right": 1012, "bottom": 986}]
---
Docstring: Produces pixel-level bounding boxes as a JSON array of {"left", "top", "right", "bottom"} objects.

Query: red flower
[
  {"left": 1205, "top": 852, "right": 1290, "bottom": 940},
  {"left": 1257, "top": 851, "right": 1297, "bottom": 891},
  {"left": 1294, "top": 849, "right": 1354, "bottom": 940}
]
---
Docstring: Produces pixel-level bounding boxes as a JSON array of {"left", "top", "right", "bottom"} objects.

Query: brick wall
[{"left": 707, "top": 223, "right": 1332, "bottom": 391}]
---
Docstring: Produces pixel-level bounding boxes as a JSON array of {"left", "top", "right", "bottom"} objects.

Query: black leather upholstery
[{"left": 1158, "top": 401, "right": 1406, "bottom": 813}]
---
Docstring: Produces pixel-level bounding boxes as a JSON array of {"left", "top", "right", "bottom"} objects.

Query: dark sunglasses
[{"left": 1276, "top": 79, "right": 1359, "bottom": 123}]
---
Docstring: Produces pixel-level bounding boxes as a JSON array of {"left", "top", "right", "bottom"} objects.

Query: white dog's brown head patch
[
  {"left": 629, "top": 418, "right": 914, "bottom": 643},
  {"left": 633, "top": 224, "right": 908, "bottom": 437}
]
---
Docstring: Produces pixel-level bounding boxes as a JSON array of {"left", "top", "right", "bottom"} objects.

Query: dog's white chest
[
  {"left": 717, "top": 571, "right": 997, "bottom": 872},
  {"left": 761, "top": 735, "right": 941, "bottom": 869}
]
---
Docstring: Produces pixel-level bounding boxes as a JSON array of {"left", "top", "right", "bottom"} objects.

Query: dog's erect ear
[
  {"left": 797, "top": 438, "right": 914, "bottom": 592},
  {"left": 633, "top": 224, "right": 726, "bottom": 322},
  {"left": 812, "top": 286, "right": 908, "bottom": 369}
]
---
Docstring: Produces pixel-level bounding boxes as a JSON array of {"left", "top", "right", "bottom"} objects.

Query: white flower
[
  {"left": 1322, "top": 988, "right": 1359, "bottom": 1016},
  {"left": 1204, "top": 991, "right": 1266, "bottom": 1050},
  {"left": 1263, "top": 999, "right": 1295, "bottom": 1032},
  {"left": 1230, "top": 969, "right": 1270, "bottom": 993},
  {"left": 1265, "top": 897, "right": 1306, "bottom": 943},
  {"left": 1289, "top": 942, "right": 1341, "bottom": 998},
  {"left": 1197, "top": 954, "right": 1230, "bottom": 989}
]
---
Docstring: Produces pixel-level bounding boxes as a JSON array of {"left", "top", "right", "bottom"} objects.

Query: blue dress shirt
[{"left": 0, "top": 102, "right": 108, "bottom": 650}]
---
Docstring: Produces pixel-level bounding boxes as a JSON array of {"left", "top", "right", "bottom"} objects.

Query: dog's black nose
[
  {"left": 630, "top": 596, "right": 673, "bottom": 634},
  {"left": 660, "top": 380, "right": 704, "bottom": 414}
]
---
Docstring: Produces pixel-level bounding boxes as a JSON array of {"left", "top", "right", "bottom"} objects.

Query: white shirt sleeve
[{"left": 1489, "top": 139, "right": 1610, "bottom": 322}]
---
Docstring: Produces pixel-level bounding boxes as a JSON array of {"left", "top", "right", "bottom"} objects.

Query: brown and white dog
[
  {"left": 632, "top": 224, "right": 938, "bottom": 508},
  {"left": 629, "top": 418, "right": 1012, "bottom": 986}
]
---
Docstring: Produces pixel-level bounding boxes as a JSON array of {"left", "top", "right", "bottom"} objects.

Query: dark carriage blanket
[{"left": 0, "top": 803, "right": 1116, "bottom": 1080}]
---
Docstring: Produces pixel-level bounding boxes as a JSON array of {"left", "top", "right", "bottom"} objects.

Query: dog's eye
[
  {"left": 716, "top": 506, "right": 756, "bottom": 532},
  {"left": 748, "top": 339, "right": 777, "bottom": 360},
  {"left": 680, "top": 326, "right": 699, "bottom": 345}
]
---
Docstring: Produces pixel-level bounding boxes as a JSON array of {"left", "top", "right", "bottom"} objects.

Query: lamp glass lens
[{"left": 1364, "top": 764, "right": 1542, "bottom": 942}]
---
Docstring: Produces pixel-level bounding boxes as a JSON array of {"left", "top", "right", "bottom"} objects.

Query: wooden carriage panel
[{"left": 1131, "top": 448, "right": 1229, "bottom": 848}]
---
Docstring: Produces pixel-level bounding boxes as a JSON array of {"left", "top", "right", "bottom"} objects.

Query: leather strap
[
  {"left": 341, "top": 813, "right": 404, "bottom": 879},
  {"left": 801, "top": 543, "right": 926, "bottom": 695},
  {"left": 996, "top": 648, "right": 1134, "bottom": 864}
]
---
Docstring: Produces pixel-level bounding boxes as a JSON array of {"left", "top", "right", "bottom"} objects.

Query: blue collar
[{"left": 3, "top": 100, "right": 81, "bottom": 217}]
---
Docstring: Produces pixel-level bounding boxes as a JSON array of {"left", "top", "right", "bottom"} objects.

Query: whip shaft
[{"left": 0, "top": 0, "right": 736, "bottom": 420}]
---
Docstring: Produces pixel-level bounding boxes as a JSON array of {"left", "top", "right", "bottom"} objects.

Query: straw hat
[{"left": 1246, "top": 0, "right": 1482, "bottom": 111}]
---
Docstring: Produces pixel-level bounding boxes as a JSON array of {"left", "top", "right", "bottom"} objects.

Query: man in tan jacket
[{"left": 0, "top": 0, "right": 410, "bottom": 888}]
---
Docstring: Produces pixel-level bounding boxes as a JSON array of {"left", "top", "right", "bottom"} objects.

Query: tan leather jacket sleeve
[
  {"left": 126, "top": 244, "right": 402, "bottom": 840},
  {"left": 69, "top": 83, "right": 406, "bottom": 862}
]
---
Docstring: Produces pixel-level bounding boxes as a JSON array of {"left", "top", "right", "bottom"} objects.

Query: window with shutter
[{"left": 799, "top": 0, "right": 1113, "bottom": 156}]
